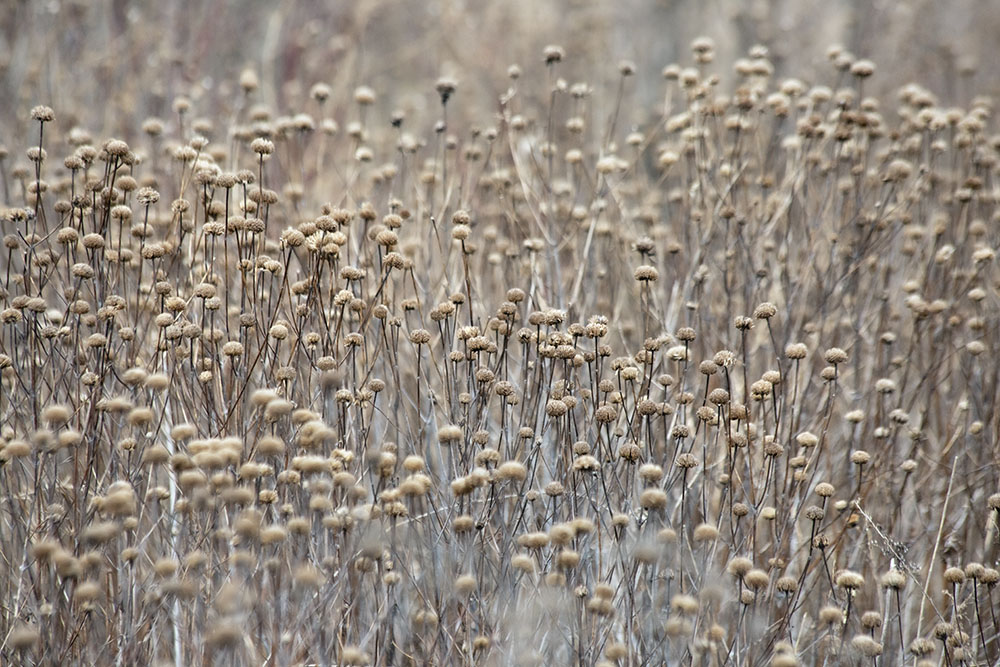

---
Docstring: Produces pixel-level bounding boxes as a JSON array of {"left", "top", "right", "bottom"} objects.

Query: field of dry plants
[{"left": 1, "top": 1, "right": 999, "bottom": 665}]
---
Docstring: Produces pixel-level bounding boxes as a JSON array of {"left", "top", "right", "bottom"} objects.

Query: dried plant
[{"left": 1, "top": 4, "right": 999, "bottom": 666}]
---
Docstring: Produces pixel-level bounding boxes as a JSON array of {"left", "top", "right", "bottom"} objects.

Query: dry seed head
[
  {"left": 776, "top": 575, "right": 798, "bottom": 593},
  {"left": 238, "top": 67, "right": 259, "bottom": 93},
  {"left": 545, "top": 399, "right": 568, "bottom": 417},
  {"left": 518, "top": 531, "right": 549, "bottom": 549},
  {"left": 556, "top": 549, "right": 580, "bottom": 569},
  {"left": 310, "top": 82, "right": 331, "bottom": 102},
  {"left": 74, "top": 580, "right": 102, "bottom": 604},
  {"left": 851, "top": 59, "right": 875, "bottom": 78},
  {"left": 634, "top": 265, "right": 659, "bottom": 282},
  {"left": 673, "top": 327, "right": 695, "bottom": 343},
  {"left": 9, "top": 623, "right": 40, "bottom": 650},
  {"left": 675, "top": 453, "right": 698, "bottom": 468},
  {"left": 336, "top": 646, "right": 370, "bottom": 666},
  {"left": 448, "top": 514, "right": 473, "bottom": 533},
  {"left": 257, "top": 435, "right": 285, "bottom": 456},
  {"left": 639, "top": 488, "right": 668, "bottom": 510},
  {"left": 785, "top": 343, "right": 808, "bottom": 359},
  {"left": 511, "top": 553, "right": 534, "bottom": 572},
  {"left": 587, "top": 595, "right": 614, "bottom": 616},
  {"left": 354, "top": 86, "right": 376, "bottom": 105},
  {"left": 850, "top": 450, "right": 871, "bottom": 465},
  {"left": 32, "top": 539, "right": 61, "bottom": 562},
  {"left": 819, "top": 605, "right": 843, "bottom": 625},
  {"left": 638, "top": 463, "right": 663, "bottom": 483},
  {"left": 814, "top": 482, "right": 835, "bottom": 498},
  {"left": 543, "top": 45, "right": 565, "bottom": 64},
  {"left": 438, "top": 424, "right": 463, "bottom": 444},
  {"left": 402, "top": 455, "right": 425, "bottom": 473},
  {"left": 745, "top": 569, "right": 769, "bottom": 589},
  {"left": 728, "top": 557, "right": 753, "bottom": 578},
  {"left": 250, "top": 137, "right": 274, "bottom": 155},
  {"left": 693, "top": 523, "right": 719, "bottom": 542},
  {"left": 933, "top": 622, "right": 953, "bottom": 640},
  {"left": 454, "top": 574, "right": 476, "bottom": 595},
  {"left": 545, "top": 523, "right": 575, "bottom": 547},
  {"left": 750, "top": 380, "right": 772, "bottom": 399},
  {"left": 496, "top": 460, "right": 527, "bottom": 482},
  {"left": 909, "top": 638, "right": 935, "bottom": 656},
  {"left": 836, "top": 570, "right": 864, "bottom": 590},
  {"left": 573, "top": 454, "right": 601, "bottom": 472},
  {"left": 965, "top": 562, "right": 984, "bottom": 579},
  {"left": 943, "top": 567, "right": 966, "bottom": 585},
  {"left": 796, "top": 432, "right": 819, "bottom": 448},
  {"left": 31, "top": 105, "right": 55, "bottom": 122},
  {"left": 259, "top": 525, "right": 287, "bottom": 545},
  {"left": 42, "top": 404, "right": 72, "bottom": 425},
  {"left": 851, "top": 635, "right": 882, "bottom": 657},
  {"left": 594, "top": 405, "right": 618, "bottom": 424},
  {"left": 824, "top": 347, "right": 848, "bottom": 364},
  {"left": 753, "top": 302, "right": 777, "bottom": 319},
  {"left": 861, "top": 611, "right": 883, "bottom": 629},
  {"left": 222, "top": 341, "right": 244, "bottom": 356},
  {"left": 293, "top": 564, "right": 324, "bottom": 589}
]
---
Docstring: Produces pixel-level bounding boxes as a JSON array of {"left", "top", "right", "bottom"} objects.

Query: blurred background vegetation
[{"left": 3, "top": 0, "right": 997, "bottom": 140}]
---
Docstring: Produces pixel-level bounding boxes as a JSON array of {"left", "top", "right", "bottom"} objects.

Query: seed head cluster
[{"left": 1, "top": 6, "right": 999, "bottom": 667}]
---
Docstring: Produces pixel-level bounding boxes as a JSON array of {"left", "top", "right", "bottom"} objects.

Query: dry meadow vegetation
[{"left": 2, "top": 2, "right": 1000, "bottom": 665}]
